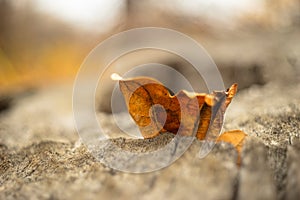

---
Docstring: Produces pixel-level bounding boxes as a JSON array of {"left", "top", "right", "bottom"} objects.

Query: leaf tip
[
  {"left": 227, "top": 83, "right": 238, "bottom": 98},
  {"left": 111, "top": 73, "right": 123, "bottom": 81}
]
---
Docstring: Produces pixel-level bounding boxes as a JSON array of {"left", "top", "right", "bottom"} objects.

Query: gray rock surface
[
  {"left": 286, "top": 141, "right": 300, "bottom": 200},
  {"left": 0, "top": 79, "right": 300, "bottom": 200},
  {"left": 237, "top": 137, "right": 276, "bottom": 200}
]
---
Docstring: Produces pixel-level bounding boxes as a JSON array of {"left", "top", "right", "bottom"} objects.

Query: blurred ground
[{"left": 1, "top": 0, "right": 300, "bottom": 200}]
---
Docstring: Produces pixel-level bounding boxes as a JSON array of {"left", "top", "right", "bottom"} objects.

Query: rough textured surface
[
  {"left": 0, "top": 69, "right": 300, "bottom": 199},
  {"left": 286, "top": 141, "right": 300, "bottom": 200},
  {"left": 0, "top": 136, "right": 238, "bottom": 200},
  {"left": 0, "top": 79, "right": 300, "bottom": 199},
  {"left": 237, "top": 137, "right": 276, "bottom": 200}
]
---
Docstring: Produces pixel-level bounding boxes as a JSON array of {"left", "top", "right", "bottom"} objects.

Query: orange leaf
[
  {"left": 117, "top": 76, "right": 247, "bottom": 161},
  {"left": 119, "top": 76, "right": 238, "bottom": 139},
  {"left": 217, "top": 130, "right": 247, "bottom": 164}
]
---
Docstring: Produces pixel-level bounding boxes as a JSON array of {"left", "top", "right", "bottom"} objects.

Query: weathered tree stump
[{"left": 0, "top": 80, "right": 300, "bottom": 200}]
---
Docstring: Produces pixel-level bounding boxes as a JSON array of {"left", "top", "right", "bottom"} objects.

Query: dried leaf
[
  {"left": 217, "top": 130, "right": 247, "bottom": 164},
  {"left": 217, "top": 130, "right": 247, "bottom": 154},
  {"left": 119, "top": 76, "right": 236, "bottom": 136},
  {"left": 118, "top": 76, "right": 246, "bottom": 159}
]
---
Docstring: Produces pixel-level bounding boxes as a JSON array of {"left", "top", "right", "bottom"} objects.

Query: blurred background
[
  {"left": 0, "top": 0, "right": 300, "bottom": 96},
  {"left": 1, "top": 2, "right": 300, "bottom": 198}
]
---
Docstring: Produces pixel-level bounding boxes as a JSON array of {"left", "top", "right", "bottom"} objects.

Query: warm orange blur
[
  {"left": 0, "top": 0, "right": 104, "bottom": 92},
  {"left": 1, "top": 0, "right": 299, "bottom": 94}
]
